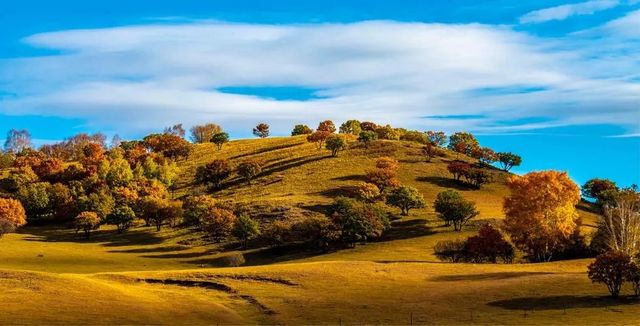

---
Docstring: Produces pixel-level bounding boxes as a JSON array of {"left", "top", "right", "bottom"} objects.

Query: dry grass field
[{"left": 0, "top": 136, "right": 626, "bottom": 325}]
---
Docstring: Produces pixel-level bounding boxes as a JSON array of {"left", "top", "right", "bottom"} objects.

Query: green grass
[{"left": 0, "top": 136, "right": 618, "bottom": 324}]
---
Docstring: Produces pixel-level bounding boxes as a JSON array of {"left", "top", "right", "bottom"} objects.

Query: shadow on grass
[
  {"left": 416, "top": 176, "right": 475, "bottom": 191},
  {"left": 378, "top": 218, "right": 435, "bottom": 241},
  {"left": 488, "top": 295, "right": 640, "bottom": 310},
  {"left": 318, "top": 185, "right": 355, "bottom": 198},
  {"left": 186, "top": 244, "right": 329, "bottom": 267},
  {"left": 332, "top": 174, "right": 367, "bottom": 182},
  {"left": 431, "top": 272, "right": 554, "bottom": 282},
  {"left": 227, "top": 142, "right": 303, "bottom": 160},
  {"left": 109, "top": 245, "right": 191, "bottom": 254},
  {"left": 20, "top": 226, "right": 165, "bottom": 247}
]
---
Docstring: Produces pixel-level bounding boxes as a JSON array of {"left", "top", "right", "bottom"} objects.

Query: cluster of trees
[
  {"left": 195, "top": 159, "right": 263, "bottom": 190},
  {"left": 435, "top": 224, "right": 514, "bottom": 263}
]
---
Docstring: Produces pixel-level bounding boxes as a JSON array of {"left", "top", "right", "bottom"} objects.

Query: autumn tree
[
  {"left": 386, "top": 186, "right": 426, "bottom": 215},
  {"left": 325, "top": 134, "right": 347, "bottom": 157},
  {"left": 317, "top": 120, "right": 336, "bottom": 133},
  {"left": 588, "top": 251, "right": 637, "bottom": 298},
  {"left": 447, "top": 162, "right": 471, "bottom": 181},
  {"left": 237, "top": 160, "right": 262, "bottom": 185},
  {"left": 582, "top": 178, "right": 618, "bottom": 204},
  {"left": 233, "top": 214, "right": 260, "bottom": 248},
  {"left": 143, "top": 133, "right": 192, "bottom": 160},
  {"left": 339, "top": 120, "right": 362, "bottom": 135},
  {"left": 210, "top": 132, "right": 230, "bottom": 150},
  {"left": 464, "top": 224, "right": 515, "bottom": 263},
  {"left": 355, "top": 182, "right": 381, "bottom": 203},
  {"left": 140, "top": 197, "right": 182, "bottom": 231},
  {"left": 422, "top": 143, "right": 441, "bottom": 162},
  {"left": 3, "top": 129, "right": 31, "bottom": 153},
  {"left": 357, "top": 130, "right": 378, "bottom": 149},
  {"left": 375, "top": 125, "right": 400, "bottom": 140},
  {"left": 434, "top": 190, "right": 479, "bottom": 231},
  {"left": 496, "top": 152, "right": 522, "bottom": 172},
  {"left": 400, "top": 130, "right": 428, "bottom": 144},
  {"left": 0, "top": 198, "right": 27, "bottom": 237},
  {"left": 74, "top": 211, "right": 101, "bottom": 238},
  {"left": 164, "top": 123, "right": 186, "bottom": 138},
  {"left": 448, "top": 132, "right": 479, "bottom": 156},
  {"left": 596, "top": 188, "right": 640, "bottom": 257},
  {"left": 503, "top": 171, "right": 580, "bottom": 262},
  {"left": 291, "top": 124, "right": 313, "bottom": 136},
  {"left": 253, "top": 123, "right": 270, "bottom": 138},
  {"left": 365, "top": 157, "right": 401, "bottom": 192},
  {"left": 201, "top": 207, "right": 236, "bottom": 242},
  {"left": 105, "top": 205, "right": 135, "bottom": 233},
  {"left": 329, "top": 197, "right": 389, "bottom": 247},
  {"left": 190, "top": 123, "right": 222, "bottom": 143},
  {"left": 182, "top": 195, "right": 217, "bottom": 226},
  {"left": 307, "top": 131, "right": 331, "bottom": 149},
  {"left": 463, "top": 168, "right": 491, "bottom": 189},
  {"left": 426, "top": 131, "right": 447, "bottom": 147},
  {"left": 473, "top": 147, "right": 497, "bottom": 166}
]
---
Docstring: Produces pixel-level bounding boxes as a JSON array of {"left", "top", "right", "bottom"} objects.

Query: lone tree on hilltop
[
  {"left": 253, "top": 123, "right": 270, "bottom": 138},
  {"left": 210, "top": 132, "right": 230, "bottom": 150},
  {"left": 190, "top": 123, "right": 222, "bottom": 143}
]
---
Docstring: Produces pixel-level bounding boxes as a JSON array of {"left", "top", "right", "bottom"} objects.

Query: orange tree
[
  {"left": 503, "top": 171, "right": 580, "bottom": 262},
  {"left": 0, "top": 198, "right": 27, "bottom": 237}
]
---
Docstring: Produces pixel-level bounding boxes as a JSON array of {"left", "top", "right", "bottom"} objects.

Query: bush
[
  {"left": 201, "top": 208, "right": 236, "bottom": 242},
  {"left": 74, "top": 211, "right": 101, "bottom": 238},
  {"left": 221, "top": 253, "right": 246, "bottom": 267},
  {"left": 587, "top": 251, "right": 637, "bottom": 298},
  {"left": 196, "top": 159, "right": 232, "bottom": 190},
  {"left": 329, "top": 197, "right": 389, "bottom": 247},
  {"left": 357, "top": 130, "right": 378, "bottom": 148},
  {"left": 434, "top": 240, "right": 467, "bottom": 262},
  {"left": 464, "top": 224, "right": 515, "bottom": 263},
  {"left": 292, "top": 215, "right": 339, "bottom": 250},
  {"left": 237, "top": 160, "right": 262, "bottom": 185}
]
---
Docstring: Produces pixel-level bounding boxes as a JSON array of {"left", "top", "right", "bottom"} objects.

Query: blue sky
[{"left": 1, "top": 0, "right": 639, "bottom": 186}]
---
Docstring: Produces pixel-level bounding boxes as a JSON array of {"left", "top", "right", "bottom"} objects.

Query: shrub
[
  {"left": 74, "top": 211, "right": 101, "bottom": 238},
  {"left": 464, "top": 224, "right": 515, "bottom": 263},
  {"left": 385, "top": 186, "right": 426, "bottom": 216},
  {"left": 587, "top": 251, "right": 637, "bottom": 298},
  {"left": 210, "top": 132, "right": 230, "bottom": 150},
  {"left": 357, "top": 130, "right": 378, "bottom": 148},
  {"left": 196, "top": 159, "right": 232, "bottom": 190},
  {"left": 201, "top": 208, "right": 236, "bottom": 242},
  {"left": 221, "top": 253, "right": 246, "bottom": 267},
  {"left": 105, "top": 205, "right": 135, "bottom": 233},
  {"left": 434, "top": 240, "right": 467, "bottom": 262},
  {"left": 237, "top": 160, "right": 262, "bottom": 185},
  {"left": 365, "top": 169, "right": 400, "bottom": 193},
  {"left": 355, "top": 182, "right": 381, "bottom": 203},
  {"left": 434, "top": 190, "right": 479, "bottom": 231},
  {"left": 375, "top": 157, "right": 399, "bottom": 171},
  {"left": 325, "top": 134, "right": 348, "bottom": 157},
  {"left": 233, "top": 214, "right": 261, "bottom": 248},
  {"left": 291, "top": 124, "right": 313, "bottom": 136}
]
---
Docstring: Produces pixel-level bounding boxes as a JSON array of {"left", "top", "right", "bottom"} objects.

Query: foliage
[
  {"left": 375, "top": 125, "right": 400, "bottom": 140},
  {"left": 357, "top": 130, "right": 378, "bottom": 148},
  {"left": 261, "top": 220, "right": 293, "bottom": 247},
  {"left": 253, "top": 123, "right": 270, "bottom": 138},
  {"left": 426, "top": 131, "right": 447, "bottom": 147},
  {"left": 74, "top": 211, "right": 101, "bottom": 238},
  {"left": 587, "top": 251, "right": 637, "bottom": 298},
  {"left": 360, "top": 121, "right": 379, "bottom": 131},
  {"left": 196, "top": 159, "right": 232, "bottom": 190},
  {"left": 448, "top": 132, "right": 479, "bottom": 156},
  {"left": 496, "top": 152, "right": 522, "bottom": 172},
  {"left": 143, "top": 133, "right": 192, "bottom": 160},
  {"left": 400, "top": 130, "right": 428, "bottom": 144},
  {"left": 139, "top": 197, "right": 182, "bottom": 231},
  {"left": 16, "top": 182, "right": 52, "bottom": 220},
  {"left": 447, "top": 162, "right": 471, "bottom": 181},
  {"left": 105, "top": 205, "right": 135, "bottom": 233},
  {"left": 190, "top": 123, "right": 222, "bottom": 143},
  {"left": 325, "top": 134, "right": 348, "bottom": 157},
  {"left": 355, "top": 182, "right": 381, "bottom": 203},
  {"left": 3, "top": 129, "right": 32, "bottom": 153},
  {"left": 307, "top": 131, "right": 331, "bottom": 149},
  {"left": 422, "top": 143, "right": 441, "bottom": 162},
  {"left": 317, "top": 120, "right": 337, "bottom": 133},
  {"left": 201, "top": 207, "right": 236, "bottom": 242},
  {"left": 503, "top": 171, "right": 580, "bottom": 262},
  {"left": 292, "top": 215, "right": 340, "bottom": 250},
  {"left": 473, "top": 147, "right": 497, "bottom": 166},
  {"left": 385, "top": 186, "right": 426, "bottom": 215},
  {"left": 434, "top": 190, "right": 479, "bottom": 231},
  {"left": 210, "top": 132, "right": 230, "bottom": 150},
  {"left": 163, "top": 123, "right": 186, "bottom": 138},
  {"left": 0, "top": 198, "right": 27, "bottom": 237},
  {"left": 366, "top": 168, "right": 400, "bottom": 193},
  {"left": 434, "top": 239, "right": 467, "bottom": 262},
  {"left": 463, "top": 168, "right": 491, "bottom": 189},
  {"left": 105, "top": 156, "right": 134, "bottom": 187},
  {"left": 237, "top": 160, "right": 262, "bottom": 185},
  {"left": 464, "top": 224, "right": 515, "bottom": 263},
  {"left": 291, "top": 124, "right": 313, "bottom": 136},
  {"left": 78, "top": 189, "right": 115, "bottom": 221},
  {"left": 339, "top": 120, "right": 361, "bottom": 135},
  {"left": 597, "top": 188, "right": 640, "bottom": 257},
  {"left": 182, "top": 195, "right": 217, "bottom": 226},
  {"left": 232, "top": 214, "right": 261, "bottom": 248},
  {"left": 329, "top": 197, "right": 389, "bottom": 246},
  {"left": 582, "top": 178, "right": 618, "bottom": 203}
]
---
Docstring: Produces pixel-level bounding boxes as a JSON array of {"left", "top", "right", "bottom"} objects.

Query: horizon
[{"left": 1, "top": 0, "right": 639, "bottom": 186}]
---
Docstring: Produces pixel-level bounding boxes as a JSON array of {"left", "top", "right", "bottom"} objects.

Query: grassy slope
[{"left": 0, "top": 136, "right": 613, "bottom": 324}]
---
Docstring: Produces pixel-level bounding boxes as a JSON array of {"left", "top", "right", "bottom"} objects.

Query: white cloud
[
  {"left": 519, "top": 0, "right": 621, "bottom": 24},
  {"left": 0, "top": 19, "right": 638, "bottom": 138}
]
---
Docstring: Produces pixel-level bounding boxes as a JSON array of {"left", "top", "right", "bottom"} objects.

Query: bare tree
[
  {"left": 599, "top": 189, "right": 640, "bottom": 257},
  {"left": 3, "top": 129, "right": 31, "bottom": 153}
]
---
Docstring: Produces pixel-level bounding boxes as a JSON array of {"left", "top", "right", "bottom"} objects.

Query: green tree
[
  {"left": 434, "top": 190, "right": 479, "bottom": 231},
  {"left": 74, "top": 211, "right": 101, "bottom": 238},
  {"left": 325, "top": 134, "right": 348, "bottom": 157},
  {"left": 233, "top": 214, "right": 260, "bottom": 248},
  {"left": 426, "top": 131, "right": 447, "bottom": 147},
  {"left": 329, "top": 197, "right": 389, "bottom": 247},
  {"left": 582, "top": 178, "right": 618, "bottom": 203},
  {"left": 339, "top": 120, "right": 362, "bottom": 135},
  {"left": 386, "top": 186, "right": 426, "bottom": 215},
  {"left": 357, "top": 130, "right": 378, "bottom": 149},
  {"left": 496, "top": 152, "right": 522, "bottom": 172},
  {"left": 210, "top": 132, "right": 230, "bottom": 150},
  {"left": 448, "top": 132, "right": 479, "bottom": 156},
  {"left": 105, "top": 205, "right": 135, "bottom": 233},
  {"left": 291, "top": 124, "right": 313, "bottom": 136},
  {"left": 106, "top": 156, "right": 134, "bottom": 187}
]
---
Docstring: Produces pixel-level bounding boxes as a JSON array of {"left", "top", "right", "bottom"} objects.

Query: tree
[
  {"left": 434, "top": 190, "right": 479, "bottom": 231},
  {"left": 386, "top": 186, "right": 426, "bottom": 215},
  {"left": 422, "top": 143, "right": 441, "bottom": 162},
  {"left": 325, "top": 134, "right": 347, "bottom": 157},
  {"left": 307, "top": 131, "right": 331, "bottom": 149},
  {"left": 164, "top": 123, "right": 186, "bottom": 138},
  {"left": 0, "top": 198, "right": 27, "bottom": 237},
  {"left": 292, "top": 215, "right": 339, "bottom": 250},
  {"left": 448, "top": 132, "right": 479, "bottom": 156},
  {"left": 105, "top": 205, "right": 135, "bottom": 233},
  {"left": 105, "top": 156, "right": 134, "bottom": 187},
  {"left": 291, "top": 124, "right": 313, "bottom": 136},
  {"left": 317, "top": 120, "right": 336, "bottom": 133},
  {"left": 142, "top": 133, "right": 192, "bottom": 160},
  {"left": 3, "top": 129, "right": 31, "bottom": 153},
  {"left": 190, "top": 123, "right": 222, "bottom": 143},
  {"left": 357, "top": 131, "right": 378, "bottom": 149},
  {"left": 74, "top": 211, "right": 101, "bottom": 238},
  {"left": 597, "top": 188, "right": 640, "bottom": 257},
  {"left": 588, "top": 251, "right": 636, "bottom": 298},
  {"left": 32, "top": 158, "right": 64, "bottom": 181},
  {"left": 233, "top": 214, "right": 260, "bottom": 248},
  {"left": 182, "top": 195, "right": 217, "bottom": 226},
  {"left": 360, "top": 121, "right": 379, "bottom": 131},
  {"left": 366, "top": 169, "right": 400, "bottom": 192},
  {"left": 157, "top": 160, "right": 179, "bottom": 190},
  {"left": 503, "top": 171, "right": 580, "bottom": 262},
  {"left": 329, "top": 197, "right": 389, "bottom": 247},
  {"left": 447, "top": 162, "right": 471, "bottom": 181},
  {"left": 196, "top": 159, "right": 232, "bottom": 190},
  {"left": 473, "top": 147, "right": 497, "bottom": 166},
  {"left": 464, "top": 224, "right": 515, "bottom": 263},
  {"left": 355, "top": 182, "right": 381, "bottom": 203},
  {"left": 375, "top": 157, "right": 399, "bottom": 171},
  {"left": 339, "top": 120, "right": 362, "bottom": 135},
  {"left": 140, "top": 197, "right": 182, "bottom": 231},
  {"left": 237, "top": 160, "right": 262, "bottom": 185},
  {"left": 16, "top": 182, "right": 52, "bottom": 220},
  {"left": 426, "top": 131, "right": 447, "bottom": 147},
  {"left": 496, "top": 152, "right": 522, "bottom": 172},
  {"left": 400, "top": 130, "right": 428, "bottom": 144},
  {"left": 375, "top": 125, "right": 400, "bottom": 140},
  {"left": 582, "top": 178, "right": 618, "bottom": 203},
  {"left": 210, "top": 132, "right": 230, "bottom": 150},
  {"left": 201, "top": 207, "right": 236, "bottom": 242},
  {"left": 463, "top": 168, "right": 491, "bottom": 189},
  {"left": 78, "top": 189, "right": 115, "bottom": 221},
  {"left": 253, "top": 123, "right": 270, "bottom": 138}
]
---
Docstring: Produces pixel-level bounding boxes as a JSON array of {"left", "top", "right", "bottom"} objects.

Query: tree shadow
[
  {"left": 431, "top": 272, "right": 554, "bottom": 282},
  {"left": 332, "top": 174, "right": 367, "bottom": 182},
  {"left": 227, "top": 142, "right": 303, "bottom": 160},
  {"left": 20, "top": 226, "right": 165, "bottom": 247},
  {"left": 416, "top": 176, "right": 475, "bottom": 191},
  {"left": 378, "top": 219, "right": 435, "bottom": 241},
  {"left": 186, "top": 244, "right": 330, "bottom": 267},
  {"left": 108, "top": 245, "right": 190, "bottom": 254},
  {"left": 317, "top": 186, "right": 355, "bottom": 198},
  {"left": 488, "top": 295, "right": 640, "bottom": 310}
]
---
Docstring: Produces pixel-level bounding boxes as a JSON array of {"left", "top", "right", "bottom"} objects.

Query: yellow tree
[
  {"left": 503, "top": 171, "right": 580, "bottom": 262},
  {"left": 0, "top": 198, "right": 27, "bottom": 237}
]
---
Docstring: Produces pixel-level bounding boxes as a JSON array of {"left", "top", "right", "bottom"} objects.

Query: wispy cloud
[
  {"left": 0, "top": 18, "right": 638, "bottom": 137},
  {"left": 519, "top": 0, "right": 621, "bottom": 24}
]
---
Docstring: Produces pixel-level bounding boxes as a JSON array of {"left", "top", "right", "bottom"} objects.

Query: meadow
[{"left": 0, "top": 136, "right": 630, "bottom": 324}]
